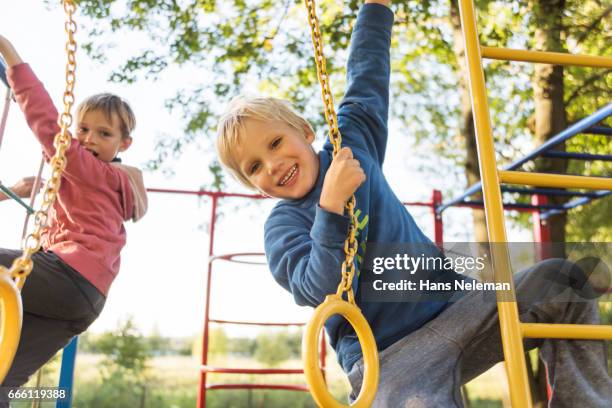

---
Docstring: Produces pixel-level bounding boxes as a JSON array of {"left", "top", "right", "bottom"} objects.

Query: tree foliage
[
  {"left": 76, "top": 317, "right": 152, "bottom": 408},
  {"left": 69, "top": 0, "right": 610, "bottom": 239},
  {"left": 254, "top": 330, "right": 301, "bottom": 366}
]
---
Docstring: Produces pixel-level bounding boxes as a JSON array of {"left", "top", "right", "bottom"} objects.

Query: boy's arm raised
[
  {"left": 336, "top": 1, "right": 393, "bottom": 165},
  {"left": 0, "top": 37, "right": 126, "bottom": 191}
]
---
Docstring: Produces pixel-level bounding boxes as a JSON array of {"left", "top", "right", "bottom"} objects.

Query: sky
[{"left": 0, "top": 1, "right": 532, "bottom": 339}]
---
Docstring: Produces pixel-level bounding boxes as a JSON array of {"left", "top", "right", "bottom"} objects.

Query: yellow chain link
[
  {"left": 2, "top": 0, "right": 77, "bottom": 289},
  {"left": 304, "top": 0, "right": 360, "bottom": 305}
]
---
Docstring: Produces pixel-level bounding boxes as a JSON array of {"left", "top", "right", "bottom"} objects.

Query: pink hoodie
[{"left": 8, "top": 63, "right": 148, "bottom": 296}]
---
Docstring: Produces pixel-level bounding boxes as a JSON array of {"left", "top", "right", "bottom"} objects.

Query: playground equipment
[
  {"left": 456, "top": 0, "right": 612, "bottom": 406},
  {"left": 0, "top": 0, "right": 77, "bottom": 385},
  {"left": 3, "top": 171, "right": 607, "bottom": 406},
  {"left": 439, "top": 105, "right": 612, "bottom": 217},
  {"left": 186, "top": 190, "right": 327, "bottom": 407},
  {"left": 1, "top": 1, "right": 610, "bottom": 407}
]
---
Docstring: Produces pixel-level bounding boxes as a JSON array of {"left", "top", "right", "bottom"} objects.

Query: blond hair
[
  {"left": 217, "top": 96, "right": 314, "bottom": 189},
  {"left": 77, "top": 93, "right": 136, "bottom": 139}
]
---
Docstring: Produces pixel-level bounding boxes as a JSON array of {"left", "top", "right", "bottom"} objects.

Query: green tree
[
  {"left": 209, "top": 327, "right": 229, "bottom": 356},
  {"left": 147, "top": 325, "right": 171, "bottom": 356},
  {"left": 75, "top": 317, "right": 151, "bottom": 408},
  {"left": 96, "top": 317, "right": 150, "bottom": 373},
  {"left": 254, "top": 331, "right": 292, "bottom": 367},
  {"left": 228, "top": 336, "right": 257, "bottom": 357}
]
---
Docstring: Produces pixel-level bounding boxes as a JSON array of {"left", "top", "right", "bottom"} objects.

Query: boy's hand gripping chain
[
  {"left": 0, "top": 0, "right": 77, "bottom": 383},
  {"left": 302, "top": 1, "right": 379, "bottom": 407}
]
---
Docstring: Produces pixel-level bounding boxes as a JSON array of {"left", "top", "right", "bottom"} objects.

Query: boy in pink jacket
[{"left": 0, "top": 35, "right": 148, "bottom": 391}]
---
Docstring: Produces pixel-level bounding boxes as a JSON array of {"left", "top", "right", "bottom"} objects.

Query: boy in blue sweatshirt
[{"left": 217, "top": 1, "right": 611, "bottom": 405}]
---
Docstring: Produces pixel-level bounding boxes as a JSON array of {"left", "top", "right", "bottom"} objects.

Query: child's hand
[
  {"left": 0, "top": 35, "right": 23, "bottom": 67},
  {"left": 319, "top": 147, "right": 366, "bottom": 215},
  {"left": 10, "top": 177, "right": 43, "bottom": 198}
]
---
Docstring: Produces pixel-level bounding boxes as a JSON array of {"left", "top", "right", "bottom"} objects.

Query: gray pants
[
  {"left": 0, "top": 248, "right": 104, "bottom": 393},
  {"left": 348, "top": 259, "right": 612, "bottom": 407}
]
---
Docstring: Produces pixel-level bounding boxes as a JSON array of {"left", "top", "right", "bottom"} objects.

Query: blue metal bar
[
  {"left": 56, "top": 336, "right": 78, "bottom": 408},
  {"left": 541, "top": 151, "right": 612, "bottom": 161},
  {"left": 562, "top": 190, "right": 611, "bottom": 211},
  {"left": 504, "top": 103, "right": 611, "bottom": 171},
  {"left": 540, "top": 190, "right": 611, "bottom": 220},
  {"left": 585, "top": 126, "right": 612, "bottom": 136},
  {"left": 500, "top": 186, "right": 600, "bottom": 198},
  {"left": 438, "top": 104, "right": 612, "bottom": 214},
  {"left": 0, "top": 182, "right": 35, "bottom": 213},
  {"left": 437, "top": 183, "right": 482, "bottom": 214},
  {"left": 0, "top": 58, "right": 8, "bottom": 89}
]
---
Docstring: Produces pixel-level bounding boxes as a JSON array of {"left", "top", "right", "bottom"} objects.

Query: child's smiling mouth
[{"left": 279, "top": 164, "right": 298, "bottom": 186}]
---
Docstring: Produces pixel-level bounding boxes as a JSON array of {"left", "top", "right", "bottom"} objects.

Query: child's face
[
  {"left": 235, "top": 119, "right": 319, "bottom": 199},
  {"left": 76, "top": 109, "right": 132, "bottom": 162}
]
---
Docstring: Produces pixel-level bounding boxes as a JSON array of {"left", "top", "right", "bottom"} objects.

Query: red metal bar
[
  {"left": 453, "top": 201, "right": 548, "bottom": 213},
  {"left": 210, "top": 252, "right": 267, "bottom": 265},
  {"left": 147, "top": 187, "right": 266, "bottom": 200},
  {"left": 207, "top": 384, "right": 309, "bottom": 392},
  {"left": 401, "top": 201, "right": 433, "bottom": 206},
  {"left": 198, "top": 195, "right": 218, "bottom": 408},
  {"left": 531, "top": 194, "right": 553, "bottom": 401},
  {"left": 532, "top": 194, "right": 552, "bottom": 260},
  {"left": 432, "top": 190, "right": 444, "bottom": 246},
  {"left": 202, "top": 366, "right": 304, "bottom": 374},
  {"left": 149, "top": 186, "right": 434, "bottom": 207},
  {"left": 209, "top": 319, "right": 305, "bottom": 327},
  {"left": 319, "top": 329, "right": 327, "bottom": 383}
]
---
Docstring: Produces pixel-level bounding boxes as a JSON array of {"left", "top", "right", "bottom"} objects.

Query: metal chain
[
  {"left": 304, "top": 0, "right": 359, "bottom": 304},
  {"left": 1, "top": 0, "right": 77, "bottom": 289}
]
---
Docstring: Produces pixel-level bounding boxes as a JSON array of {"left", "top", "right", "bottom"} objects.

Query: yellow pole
[
  {"left": 522, "top": 323, "right": 612, "bottom": 340},
  {"left": 458, "top": 1, "right": 532, "bottom": 406},
  {"left": 481, "top": 47, "right": 612, "bottom": 68},
  {"left": 500, "top": 171, "right": 612, "bottom": 190}
]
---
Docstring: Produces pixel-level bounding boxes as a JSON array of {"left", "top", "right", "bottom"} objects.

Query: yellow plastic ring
[
  {"left": 303, "top": 295, "right": 379, "bottom": 407},
  {"left": 0, "top": 269, "right": 23, "bottom": 383}
]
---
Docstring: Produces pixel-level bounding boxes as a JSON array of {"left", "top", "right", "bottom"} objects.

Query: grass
[{"left": 15, "top": 353, "right": 506, "bottom": 407}]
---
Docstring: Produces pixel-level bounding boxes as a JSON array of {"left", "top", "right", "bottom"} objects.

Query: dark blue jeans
[{"left": 0, "top": 248, "right": 105, "bottom": 396}]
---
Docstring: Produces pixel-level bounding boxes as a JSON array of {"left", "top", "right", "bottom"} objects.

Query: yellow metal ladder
[{"left": 457, "top": 0, "right": 612, "bottom": 406}]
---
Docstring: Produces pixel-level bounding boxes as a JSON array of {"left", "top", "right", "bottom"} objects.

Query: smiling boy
[{"left": 216, "top": 1, "right": 611, "bottom": 405}]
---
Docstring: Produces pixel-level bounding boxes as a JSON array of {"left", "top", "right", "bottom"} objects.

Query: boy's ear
[
  {"left": 119, "top": 136, "right": 133, "bottom": 152},
  {"left": 303, "top": 126, "right": 315, "bottom": 144}
]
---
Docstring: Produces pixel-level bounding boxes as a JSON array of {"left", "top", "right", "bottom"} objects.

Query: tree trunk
[
  {"left": 449, "top": 0, "right": 488, "bottom": 244},
  {"left": 531, "top": 0, "right": 568, "bottom": 256},
  {"left": 531, "top": 1, "right": 569, "bottom": 406}
]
